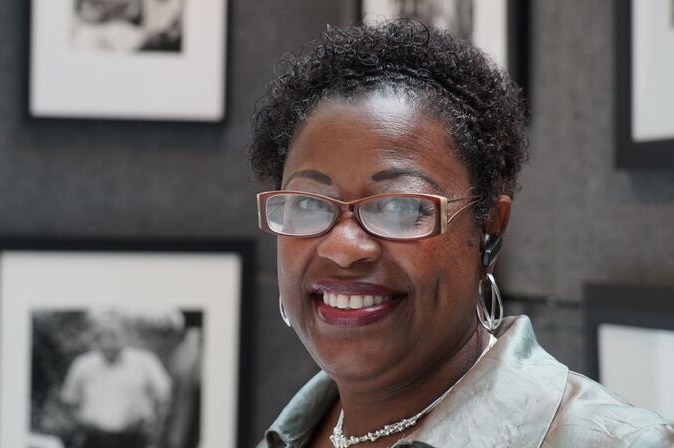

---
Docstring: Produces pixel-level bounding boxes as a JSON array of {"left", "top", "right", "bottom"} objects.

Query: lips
[{"left": 311, "top": 281, "right": 403, "bottom": 326}]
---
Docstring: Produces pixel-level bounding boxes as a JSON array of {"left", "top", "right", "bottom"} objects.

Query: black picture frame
[
  {"left": 507, "top": 0, "right": 530, "bottom": 101},
  {"left": 585, "top": 283, "right": 674, "bottom": 419},
  {"left": 0, "top": 237, "right": 255, "bottom": 448},
  {"left": 615, "top": 0, "right": 674, "bottom": 169}
]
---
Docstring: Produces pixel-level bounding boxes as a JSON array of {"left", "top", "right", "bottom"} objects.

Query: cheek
[
  {"left": 276, "top": 240, "right": 294, "bottom": 294},
  {"left": 276, "top": 239, "right": 311, "bottom": 301},
  {"left": 406, "top": 236, "right": 481, "bottom": 306}
]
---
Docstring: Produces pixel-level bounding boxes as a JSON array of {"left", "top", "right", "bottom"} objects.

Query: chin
[{"left": 306, "top": 336, "right": 406, "bottom": 386}]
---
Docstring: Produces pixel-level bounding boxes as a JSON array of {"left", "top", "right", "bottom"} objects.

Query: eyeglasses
[{"left": 257, "top": 190, "right": 479, "bottom": 241}]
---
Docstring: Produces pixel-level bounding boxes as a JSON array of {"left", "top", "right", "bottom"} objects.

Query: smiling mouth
[{"left": 321, "top": 292, "right": 392, "bottom": 310}]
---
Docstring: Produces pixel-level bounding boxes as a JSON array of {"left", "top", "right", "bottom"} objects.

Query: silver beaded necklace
[{"left": 329, "top": 335, "right": 497, "bottom": 448}]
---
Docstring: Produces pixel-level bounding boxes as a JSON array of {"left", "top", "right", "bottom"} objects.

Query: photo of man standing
[{"left": 60, "top": 316, "right": 172, "bottom": 448}]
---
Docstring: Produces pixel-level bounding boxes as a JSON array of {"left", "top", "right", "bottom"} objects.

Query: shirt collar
[{"left": 264, "top": 370, "right": 338, "bottom": 447}]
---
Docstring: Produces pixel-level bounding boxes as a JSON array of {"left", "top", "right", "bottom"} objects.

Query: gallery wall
[{"left": 1, "top": 0, "right": 674, "bottom": 446}]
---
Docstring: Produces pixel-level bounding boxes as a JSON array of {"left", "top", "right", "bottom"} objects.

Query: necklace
[{"left": 329, "top": 334, "right": 497, "bottom": 448}]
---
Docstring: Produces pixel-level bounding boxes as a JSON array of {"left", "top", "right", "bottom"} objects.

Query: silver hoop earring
[
  {"left": 279, "top": 296, "right": 291, "bottom": 328},
  {"left": 476, "top": 273, "right": 503, "bottom": 333}
]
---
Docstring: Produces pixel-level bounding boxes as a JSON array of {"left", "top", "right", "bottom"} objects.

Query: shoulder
[
  {"left": 543, "top": 371, "right": 674, "bottom": 447},
  {"left": 62, "top": 351, "right": 104, "bottom": 389},
  {"left": 488, "top": 317, "right": 673, "bottom": 446},
  {"left": 68, "top": 350, "right": 102, "bottom": 371}
]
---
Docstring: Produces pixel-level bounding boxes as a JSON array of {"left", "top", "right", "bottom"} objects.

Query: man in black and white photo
[{"left": 60, "top": 315, "right": 172, "bottom": 448}]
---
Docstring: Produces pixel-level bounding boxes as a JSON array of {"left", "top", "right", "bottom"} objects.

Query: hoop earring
[
  {"left": 476, "top": 273, "right": 503, "bottom": 333},
  {"left": 279, "top": 296, "right": 291, "bottom": 328}
]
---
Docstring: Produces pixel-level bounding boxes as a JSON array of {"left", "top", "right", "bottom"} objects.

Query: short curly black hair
[{"left": 249, "top": 20, "right": 527, "bottom": 222}]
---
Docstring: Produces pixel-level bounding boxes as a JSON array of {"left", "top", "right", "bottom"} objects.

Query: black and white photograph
[
  {"left": 0, "top": 241, "right": 249, "bottom": 448},
  {"left": 362, "top": 0, "right": 508, "bottom": 69},
  {"left": 30, "top": 307, "right": 203, "bottom": 448},
  {"left": 362, "top": 0, "right": 474, "bottom": 40},
  {"left": 29, "top": 0, "right": 226, "bottom": 120},
  {"left": 71, "top": 0, "right": 185, "bottom": 53}
]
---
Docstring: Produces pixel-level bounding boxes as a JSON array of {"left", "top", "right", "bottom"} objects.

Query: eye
[
  {"left": 292, "top": 195, "right": 330, "bottom": 211},
  {"left": 377, "top": 197, "right": 425, "bottom": 215},
  {"left": 357, "top": 195, "right": 438, "bottom": 237}
]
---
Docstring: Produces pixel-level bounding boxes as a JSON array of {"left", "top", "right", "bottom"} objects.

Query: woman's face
[{"left": 278, "top": 92, "right": 486, "bottom": 391}]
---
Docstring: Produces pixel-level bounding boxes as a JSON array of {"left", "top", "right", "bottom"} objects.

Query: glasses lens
[
  {"left": 265, "top": 193, "right": 336, "bottom": 236},
  {"left": 358, "top": 195, "right": 437, "bottom": 238}
]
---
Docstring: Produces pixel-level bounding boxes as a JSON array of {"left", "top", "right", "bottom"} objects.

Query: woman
[{"left": 249, "top": 21, "right": 674, "bottom": 447}]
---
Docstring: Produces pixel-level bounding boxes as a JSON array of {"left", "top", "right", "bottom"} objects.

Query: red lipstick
[
  {"left": 311, "top": 280, "right": 403, "bottom": 326},
  {"left": 316, "top": 299, "right": 401, "bottom": 326}
]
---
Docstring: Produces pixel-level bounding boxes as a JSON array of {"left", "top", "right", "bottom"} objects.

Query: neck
[{"left": 333, "top": 325, "right": 489, "bottom": 440}]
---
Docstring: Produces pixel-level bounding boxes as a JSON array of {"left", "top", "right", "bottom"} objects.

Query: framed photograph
[
  {"left": 615, "top": 0, "right": 674, "bottom": 168},
  {"left": 585, "top": 283, "right": 674, "bottom": 421},
  {"left": 359, "top": 0, "right": 529, "bottom": 96},
  {"left": 0, "top": 238, "right": 254, "bottom": 448},
  {"left": 29, "top": 0, "right": 227, "bottom": 121}
]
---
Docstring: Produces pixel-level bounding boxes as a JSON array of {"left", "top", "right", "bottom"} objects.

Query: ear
[
  {"left": 486, "top": 195, "right": 512, "bottom": 236},
  {"left": 480, "top": 195, "right": 512, "bottom": 271}
]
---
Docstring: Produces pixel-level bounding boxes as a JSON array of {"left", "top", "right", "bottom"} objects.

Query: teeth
[
  {"left": 322, "top": 293, "right": 390, "bottom": 310},
  {"left": 337, "top": 294, "right": 349, "bottom": 309}
]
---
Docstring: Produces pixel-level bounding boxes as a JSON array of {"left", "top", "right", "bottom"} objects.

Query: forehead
[{"left": 283, "top": 93, "right": 469, "bottom": 195}]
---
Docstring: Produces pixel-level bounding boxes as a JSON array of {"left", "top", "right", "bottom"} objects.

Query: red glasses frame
[{"left": 257, "top": 190, "right": 479, "bottom": 241}]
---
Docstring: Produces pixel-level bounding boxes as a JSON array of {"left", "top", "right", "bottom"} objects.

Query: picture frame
[
  {"left": 615, "top": 0, "right": 674, "bottom": 169},
  {"left": 0, "top": 238, "right": 254, "bottom": 448},
  {"left": 359, "top": 0, "right": 530, "bottom": 98},
  {"left": 29, "top": 0, "right": 227, "bottom": 122},
  {"left": 585, "top": 283, "right": 674, "bottom": 421}
]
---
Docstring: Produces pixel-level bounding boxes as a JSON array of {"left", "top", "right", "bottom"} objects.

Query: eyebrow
[
  {"left": 283, "top": 167, "right": 444, "bottom": 192},
  {"left": 371, "top": 168, "right": 444, "bottom": 192},
  {"left": 283, "top": 169, "right": 332, "bottom": 188}
]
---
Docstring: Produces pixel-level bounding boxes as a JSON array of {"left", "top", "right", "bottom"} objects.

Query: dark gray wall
[{"left": 2, "top": 0, "right": 674, "bottom": 446}]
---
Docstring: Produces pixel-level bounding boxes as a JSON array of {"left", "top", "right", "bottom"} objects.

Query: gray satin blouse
[{"left": 260, "top": 316, "right": 674, "bottom": 447}]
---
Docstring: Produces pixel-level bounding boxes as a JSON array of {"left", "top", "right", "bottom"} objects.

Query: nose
[{"left": 316, "top": 214, "right": 382, "bottom": 268}]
